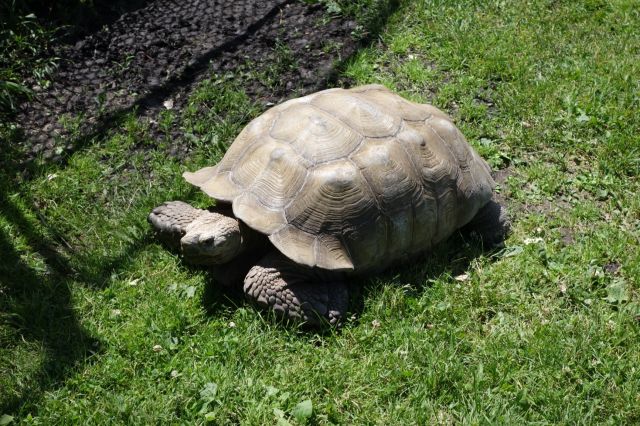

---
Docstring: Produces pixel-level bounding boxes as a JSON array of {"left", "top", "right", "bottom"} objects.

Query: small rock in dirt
[
  {"left": 523, "top": 237, "right": 544, "bottom": 245},
  {"left": 603, "top": 263, "right": 621, "bottom": 274},
  {"left": 454, "top": 273, "right": 469, "bottom": 282}
]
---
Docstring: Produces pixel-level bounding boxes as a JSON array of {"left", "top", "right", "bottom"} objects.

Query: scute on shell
[{"left": 183, "top": 84, "right": 495, "bottom": 272}]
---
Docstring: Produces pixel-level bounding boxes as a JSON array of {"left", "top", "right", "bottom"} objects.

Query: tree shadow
[
  {"left": 8, "top": 0, "right": 154, "bottom": 40},
  {"left": 0, "top": 135, "right": 154, "bottom": 414},
  {"left": 0, "top": 0, "right": 401, "bottom": 415},
  {"left": 0, "top": 214, "right": 98, "bottom": 414},
  {"left": 0, "top": 181, "right": 157, "bottom": 414}
]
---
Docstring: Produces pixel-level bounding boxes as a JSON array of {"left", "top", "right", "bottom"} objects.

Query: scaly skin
[
  {"left": 149, "top": 199, "right": 508, "bottom": 327},
  {"left": 149, "top": 201, "right": 349, "bottom": 326},
  {"left": 243, "top": 252, "right": 348, "bottom": 327},
  {"left": 148, "top": 201, "right": 254, "bottom": 265}
]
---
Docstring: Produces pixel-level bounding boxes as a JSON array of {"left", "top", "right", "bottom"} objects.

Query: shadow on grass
[
  {"left": 0, "top": 178, "right": 159, "bottom": 414},
  {"left": 0, "top": 206, "right": 99, "bottom": 415},
  {"left": 198, "top": 231, "right": 500, "bottom": 333},
  {"left": 0, "top": 148, "right": 152, "bottom": 414},
  {"left": 353, "top": 233, "right": 497, "bottom": 315},
  {"left": 0, "top": 0, "right": 401, "bottom": 416}
]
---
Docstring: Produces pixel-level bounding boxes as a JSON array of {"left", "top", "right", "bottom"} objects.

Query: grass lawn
[{"left": 1, "top": 0, "right": 639, "bottom": 423}]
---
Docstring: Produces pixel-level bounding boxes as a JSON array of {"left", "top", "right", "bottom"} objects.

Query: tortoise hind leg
[
  {"left": 243, "top": 252, "right": 349, "bottom": 327},
  {"left": 464, "top": 199, "right": 511, "bottom": 248}
]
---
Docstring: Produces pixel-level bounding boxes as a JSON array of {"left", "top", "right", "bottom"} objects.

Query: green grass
[
  {"left": 0, "top": 2, "right": 58, "bottom": 115},
  {"left": 1, "top": 0, "right": 640, "bottom": 424}
]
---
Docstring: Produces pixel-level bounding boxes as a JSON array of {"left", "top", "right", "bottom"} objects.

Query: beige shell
[{"left": 184, "top": 85, "right": 495, "bottom": 272}]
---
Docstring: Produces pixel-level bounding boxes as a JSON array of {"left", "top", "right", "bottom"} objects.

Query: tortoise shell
[{"left": 184, "top": 85, "right": 494, "bottom": 272}]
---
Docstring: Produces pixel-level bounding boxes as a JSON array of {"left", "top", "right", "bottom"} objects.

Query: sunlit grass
[{"left": 1, "top": 0, "right": 639, "bottom": 423}]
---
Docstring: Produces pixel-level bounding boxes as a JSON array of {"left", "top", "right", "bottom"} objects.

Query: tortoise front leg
[
  {"left": 243, "top": 252, "right": 349, "bottom": 327},
  {"left": 148, "top": 201, "right": 260, "bottom": 265},
  {"left": 148, "top": 201, "right": 210, "bottom": 250}
]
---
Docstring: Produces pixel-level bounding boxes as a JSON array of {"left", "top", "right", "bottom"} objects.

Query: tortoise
[{"left": 148, "top": 84, "right": 508, "bottom": 326}]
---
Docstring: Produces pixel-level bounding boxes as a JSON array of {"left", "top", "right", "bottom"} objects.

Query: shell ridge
[
  {"left": 393, "top": 123, "right": 436, "bottom": 188},
  {"left": 311, "top": 235, "right": 321, "bottom": 267},
  {"left": 363, "top": 113, "right": 405, "bottom": 140},
  {"left": 311, "top": 234, "right": 356, "bottom": 270},
  {"left": 386, "top": 135, "right": 435, "bottom": 250},
  {"left": 425, "top": 117, "right": 460, "bottom": 173},
  {"left": 393, "top": 125, "right": 442, "bottom": 244},
  {"left": 267, "top": 108, "right": 288, "bottom": 141},
  {"left": 225, "top": 136, "right": 272, "bottom": 187},
  {"left": 351, "top": 84, "right": 389, "bottom": 93},
  {"left": 426, "top": 116, "right": 479, "bottom": 195},
  {"left": 270, "top": 102, "right": 363, "bottom": 164},
  {"left": 183, "top": 165, "right": 218, "bottom": 186},
  {"left": 282, "top": 168, "right": 311, "bottom": 212},
  {"left": 268, "top": 109, "right": 282, "bottom": 134},
  {"left": 403, "top": 113, "right": 433, "bottom": 122},
  {"left": 455, "top": 133, "right": 478, "bottom": 193},
  {"left": 240, "top": 143, "right": 307, "bottom": 206},
  {"left": 310, "top": 90, "right": 402, "bottom": 140},
  {"left": 347, "top": 158, "right": 383, "bottom": 212},
  {"left": 309, "top": 98, "right": 364, "bottom": 137},
  {"left": 336, "top": 233, "right": 355, "bottom": 267},
  {"left": 423, "top": 121, "right": 458, "bottom": 234},
  {"left": 347, "top": 157, "right": 391, "bottom": 260},
  {"left": 423, "top": 120, "right": 462, "bottom": 209}
]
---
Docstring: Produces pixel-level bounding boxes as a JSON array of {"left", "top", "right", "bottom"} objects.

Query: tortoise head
[{"left": 180, "top": 211, "right": 245, "bottom": 265}]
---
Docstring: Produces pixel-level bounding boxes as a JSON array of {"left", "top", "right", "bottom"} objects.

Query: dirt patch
[
  {"left": 491, "top": 166, "right": 579, "bottom": 222},
  {"left": 558, "top": 227, "right": 575, "bottom": 246},
  {"left": 490, "top": 165, "right": 513, "bottom": 212},
  {"left": 491, "top": 166, "right": 512, "bottom": 187},
  {"left": 15, "top": 0, "right": 360, "bottom": 163}
]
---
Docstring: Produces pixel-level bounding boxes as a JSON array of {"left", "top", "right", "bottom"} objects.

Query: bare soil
[{"left": 15, "top": 0, "right": 359, "bottom": 163}]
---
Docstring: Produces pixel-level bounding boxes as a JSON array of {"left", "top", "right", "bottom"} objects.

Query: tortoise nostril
[{"left": 202, "top": 236, "right": 216, "bottom": 246}]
